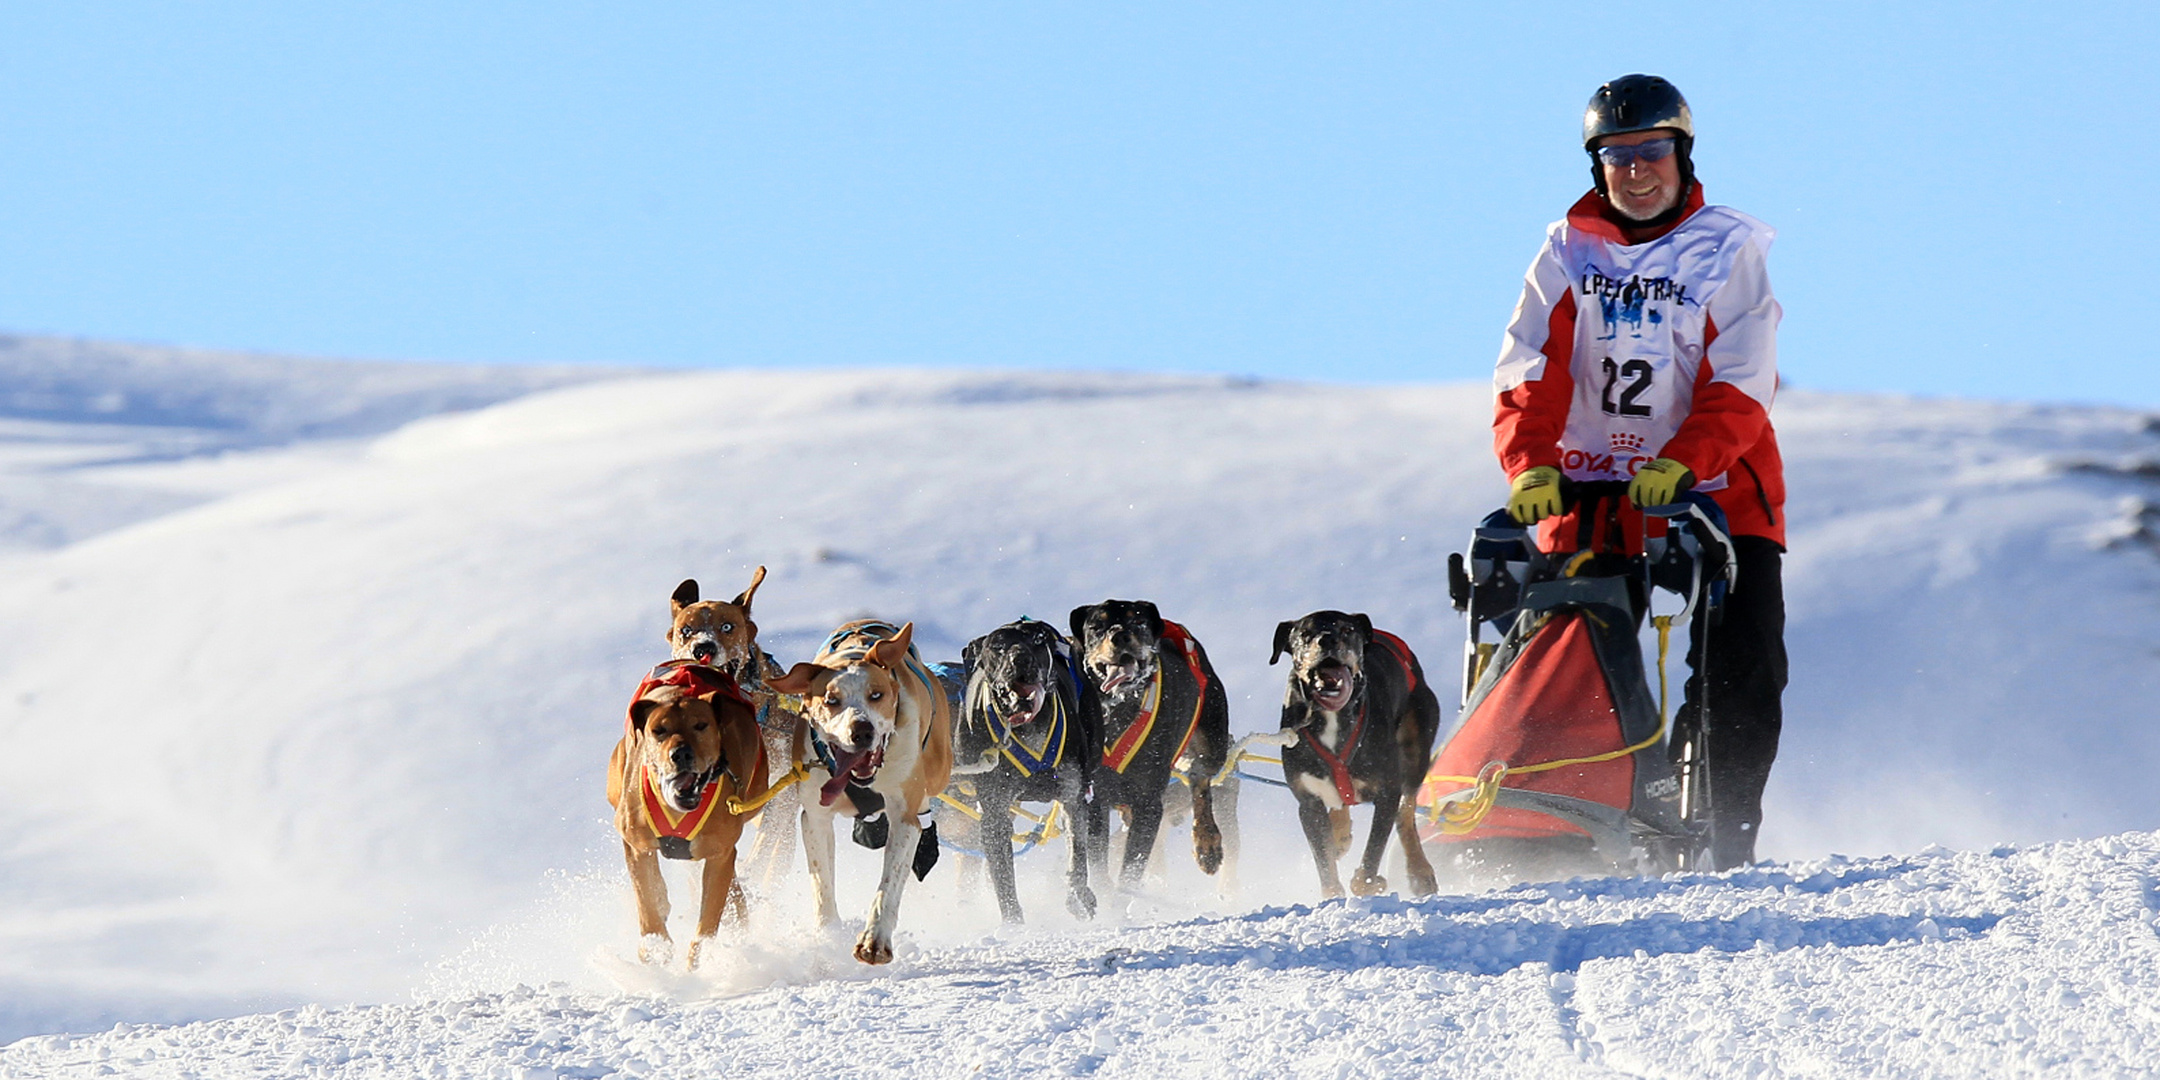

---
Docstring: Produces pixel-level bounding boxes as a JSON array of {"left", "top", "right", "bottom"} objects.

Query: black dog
[
  {"left": 1070, "top": 600, "right": 1232, "bottom": 890},
  {"left": 946, "top": 619, "right": 1098, "bottom": 923},
  {"left": 1271, "top": 611, "right": 1441, "bottom": 898}
]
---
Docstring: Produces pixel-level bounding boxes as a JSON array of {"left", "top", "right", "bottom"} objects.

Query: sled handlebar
[
  {"left": 1521, "top": 479, "right": 1735, "bottom": 585},
  {"left": 1556, "top": 476, "right": 1695, "bottom": 512}
]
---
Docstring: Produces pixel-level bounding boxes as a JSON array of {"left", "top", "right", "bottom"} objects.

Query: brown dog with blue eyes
[
  {"left": 668, "top": 568, "right": 766, "bottom": 682},
  {"left": 666, "top": 567, "right": 806, "bottom": 901}
]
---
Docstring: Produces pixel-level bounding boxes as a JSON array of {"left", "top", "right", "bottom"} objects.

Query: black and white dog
[
  {"left": 1271, "top": 610, "right": 1441, "bottom": 898},
  {"left": 1069, "top": 600, "right": 1232, "bottom": 890},
  {"left": 949, "top": 618, "right": 1098, "bottom": 923}
]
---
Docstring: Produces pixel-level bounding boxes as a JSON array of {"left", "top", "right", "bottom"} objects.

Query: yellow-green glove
[
  {"left": 1507, "top": 466, "right": 1565, "bottom": 525},
  {"left": 1628, "top": 457, "right": 1695, "bottom": 508}
]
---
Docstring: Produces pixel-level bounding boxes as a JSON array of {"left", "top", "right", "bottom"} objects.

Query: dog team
[{"left": 608, "top": 567, "right": 1442, "bottom": 967}]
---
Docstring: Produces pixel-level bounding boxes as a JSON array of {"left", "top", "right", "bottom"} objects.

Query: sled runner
[{"left": 1418, "top": 481, "right": 1735, "bottom": 874}]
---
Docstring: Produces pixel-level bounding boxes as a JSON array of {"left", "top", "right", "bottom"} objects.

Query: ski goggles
[{"left": 1592, "top": 136, "right": 1678, "bottom": 168}]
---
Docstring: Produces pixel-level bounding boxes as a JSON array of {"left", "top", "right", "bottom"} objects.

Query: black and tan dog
[
  {"left": 951, "top": 618, "right": 1098, "bottom": 923},
  {"left": 768, "top": 620, "right": 954, "bottom": 965},
  {"left": 667, "top": 568, "right": 801, "bottom": 896},
  {"left": 1069, "top": 600, "right": 1232, "bottom": 890},
  {"left": 1271, "top": 610, "right": 1441, "bottom": 898},
  {"left": 607, "top": 660, "right": 772, "bottom": 968}
]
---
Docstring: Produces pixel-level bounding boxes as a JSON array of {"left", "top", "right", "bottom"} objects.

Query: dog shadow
[
  {"left": 1104, "top": 855, "right": 1994, "bottom": 978},
  {"left": 856, "top": 857, "right": 1998, "bottom": 991},
  {"left": 1099, "top": 907, "right": 2004, "bottom": 980}
]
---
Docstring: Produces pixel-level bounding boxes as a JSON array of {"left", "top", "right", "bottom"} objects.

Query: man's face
[{"left": 1597, "top": 128, "right": 1684, "bottom": 223}]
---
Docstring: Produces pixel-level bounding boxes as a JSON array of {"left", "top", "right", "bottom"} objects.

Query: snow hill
[
  {"left": 3, "top": 355, "right": 2160, "bottom": 1073},
  {"left": 0, "top": 334, "right": 622, "bottom": 553}
]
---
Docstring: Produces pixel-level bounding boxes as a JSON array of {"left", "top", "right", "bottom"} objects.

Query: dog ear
[
  {"left": 869, "top": 622, "right": 915, "bottom": 668},
  {"left": 671, "top": 579, "right": 700, "bottom": 611},
  {"left": 1270, "top": 621, "right": 1294, "bottom": 665},
  {"left": 714, "top": 699, "right": 766, "bottom": 798},
  {"left": 731, "top": 565, "right": 767, "bottom": 613},
  {"left": 629, "top": 697, "right": 666, "bottom": 733},
  {"left": 1068, "top": 605, "right": 1094, "bottom": 649},
  {"left": 961, "top": 635, "right": 982, "bottom": 674},
  {"left": 1352, "top": 613, "right": 1373, "bottom": 641},
  {"left": 1137, "top": 601, "right": 1164, "bottom": 640},
  {"left": 767, "top": 662, "right": 819, "bottom": 696}
]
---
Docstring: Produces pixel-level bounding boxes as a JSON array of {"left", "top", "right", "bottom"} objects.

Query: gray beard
[{"left": 1613, "top": 189, "right": 1681, "bottom": 223}]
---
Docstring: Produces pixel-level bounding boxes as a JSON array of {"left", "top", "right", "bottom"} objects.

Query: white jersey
[{"left": 1495, "top": 203, "right": 1780, "bottom": 491}]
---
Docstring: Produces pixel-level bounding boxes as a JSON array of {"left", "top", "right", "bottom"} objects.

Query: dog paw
[
  {"left": 636, "top": 934, "right": 674, "bottom": 966},
  {"left": 1068, "top": 884, "right": 1098, "bottom": 921},
  {"left": 1350, "top": 872, "right": 1388, "bottom": 897},
  {"left": 1409, "top": 870, "right": 1438, "bottom": 898},
  {"left": 1193, "top": 830, "right": 1224, "bottom": 876},
  {"left": 685, "top": 935, "right": 717, "bottom": 971},
  {"left": 853, "top": 931, "right": 894, "bottom": 966}
]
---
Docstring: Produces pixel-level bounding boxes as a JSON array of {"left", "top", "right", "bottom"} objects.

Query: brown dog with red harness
[
  {"left": 666, "top": 568, "right": 804, "bottom": 897},
  {"left": 1271, "top": 610, "right": 1441, "bottom": 898},
  {"left": 607, "top": 659, "right": 772, "bottom": 968}
]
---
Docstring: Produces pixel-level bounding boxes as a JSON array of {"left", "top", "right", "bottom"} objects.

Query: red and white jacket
[{"left": 1494, "top": 185, "right": 1787, "bottom": 549}]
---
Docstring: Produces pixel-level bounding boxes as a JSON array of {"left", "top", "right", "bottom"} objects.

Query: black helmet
[
  {"left": 1583, "top": 74, "right": 1695, "bottom": 205},
  {"left": 1583, "top": 74, "right": 1692, "bottom": 148}
]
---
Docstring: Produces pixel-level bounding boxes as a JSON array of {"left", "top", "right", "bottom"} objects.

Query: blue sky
[{"left": 0, "top": 3, "right": 2153, "bottom": 405}]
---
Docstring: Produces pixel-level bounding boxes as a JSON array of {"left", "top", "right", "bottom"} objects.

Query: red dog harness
[
  {"left": 1102, "top": 620, "right": 1209, "bottom": 774},
  {"left": 626, "top": 660, "right": 762, "bottom": 848},
  {"left": 1300, "top": 630, "right": 1419, "bottom": 807}
]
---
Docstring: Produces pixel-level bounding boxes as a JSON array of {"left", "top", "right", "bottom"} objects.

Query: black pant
[{"left": 1672, "top": 535, "right": 1787, "bottom": 869}]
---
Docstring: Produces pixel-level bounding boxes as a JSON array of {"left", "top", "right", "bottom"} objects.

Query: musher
[{"left": 1491, "top": 74, "right": 1787, "bottom": 870}]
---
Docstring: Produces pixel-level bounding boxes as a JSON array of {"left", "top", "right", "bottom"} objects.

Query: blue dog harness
[{"left": 978, "top": 619, "right": 1087, "bottom": 778}]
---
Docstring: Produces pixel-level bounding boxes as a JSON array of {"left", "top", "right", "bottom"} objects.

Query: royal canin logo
[
  {"left": 1562, "top": 448, "right": 1657, "bottom": 477},
  {"left": 1609, "top": 432, "right": 1645, "bottom": 455}
]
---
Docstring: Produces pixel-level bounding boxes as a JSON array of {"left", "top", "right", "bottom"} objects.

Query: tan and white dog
[
  {"left": 606, "top": 660, "right": 771, "bottom": 968},
  {"left": 667, "top": 568, "right": 803, "bottom": 897},
  {"left": 767, "top": 620, "right": 953, "bottom": 965}
]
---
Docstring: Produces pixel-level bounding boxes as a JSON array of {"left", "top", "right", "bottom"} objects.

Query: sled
[{"left": 1418, "top": 481, "right": 1735, "bottom": 874}]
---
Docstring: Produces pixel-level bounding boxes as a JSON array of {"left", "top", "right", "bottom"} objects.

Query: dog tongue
[{"left": 820, "top": 750, "right": 867, "bottom": 805}]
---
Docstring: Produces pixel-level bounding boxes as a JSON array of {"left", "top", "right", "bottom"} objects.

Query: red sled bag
[
  {"left": 1419, "top": 488, "right": 1731, "bottom": 868},
  {"left": 1419, "top": 598, "right": 1678, "bottom": 842}
]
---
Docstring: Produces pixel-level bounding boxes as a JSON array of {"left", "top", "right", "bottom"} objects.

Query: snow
[
  {"left": 3, "top": 355, "right": 2160, "bottom": 1073},
  {"left": 7, "top": 835, "right": 2160, "bottom": 1077}
]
